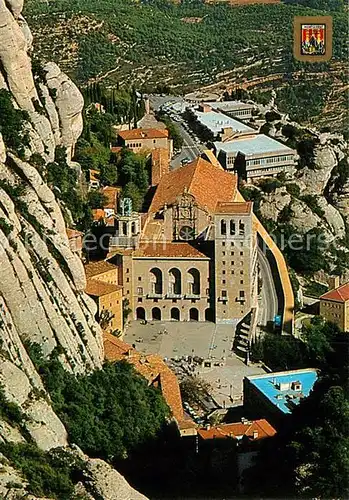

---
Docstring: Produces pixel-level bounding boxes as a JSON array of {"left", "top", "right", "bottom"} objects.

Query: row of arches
[
  {"left": 136, "top": 307, "right": 214, "bottom": 322},
  {"left": 150, "top": 267, "right": 200, "bottom": 296}
]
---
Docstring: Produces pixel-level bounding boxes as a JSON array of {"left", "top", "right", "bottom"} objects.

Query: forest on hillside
[{"left": 24, "top": 0, "right": 348, "bottom": 131}]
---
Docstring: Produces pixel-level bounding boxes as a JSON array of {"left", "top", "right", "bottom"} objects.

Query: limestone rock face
[
  {"left": 259, "top": 187, "right": 291, "bottom": 222},
  {"left": 298, "top": 145, "right": 338, "bottom": 195},
  {"left": 0, "top": 4, "right": 149, "bottom": 500},
  {"left": 0, "top": 0, "right": 84, "bottom": 161},
  {"left": 44, "top": 62, "right": 84, "bottom": 160},
  {"left": 83, "top": 457, "right": 148, "bottom": 500}
]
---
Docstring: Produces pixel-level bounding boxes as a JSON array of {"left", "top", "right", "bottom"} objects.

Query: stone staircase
[{"left": 234, "top": 306, "right": 259, "bottom": 357}]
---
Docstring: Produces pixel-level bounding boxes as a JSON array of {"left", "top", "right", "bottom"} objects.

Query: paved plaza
[{"left": 124, "top": 321, "right": 265, "bottom": 408}]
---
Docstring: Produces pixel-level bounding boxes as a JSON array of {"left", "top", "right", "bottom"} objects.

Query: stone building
[
  {"left": 320, "top": 280, "right": 349, "bottom": 332},
  {"left": 108, "top": 157, "right": 259, "bottom": 324},
  {"left": 117, "top": 128, "right": 173, "bottom": 158},
  {"left": 85, "top": 261, "right": 123, "bottom": 334}
]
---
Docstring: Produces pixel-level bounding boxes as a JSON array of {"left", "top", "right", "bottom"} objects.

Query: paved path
[{"left": 258, "top": 246, "right": 278, "bottom": 326}]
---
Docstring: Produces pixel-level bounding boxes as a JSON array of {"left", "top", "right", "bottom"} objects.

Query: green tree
[{"left": 0, "top": 89, "right": 30, "bottom": 158}]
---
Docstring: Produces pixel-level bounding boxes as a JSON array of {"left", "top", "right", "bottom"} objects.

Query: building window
[
  {"left": 240, "top": 280, "right": 244, "bottom": 284},
  {"left": 172, "top": 299, "right": 177, "bottom": 303},
  {"left": 222, "top": 242, "right": 225, "bottom": 246},
  {"left": 231, "top": 270, "right": 234, "bottom": 275},
  {"left": 222, "top": 280, "right": 226, "bottom": 284},
  {"left": 240, "top": 270, "right": 244, "bottom": 275},
  {"left": 221, "top": 219, "right": 227, "bottom": 236},
  {"left": 239, "top": 290, "right": 245, "bottom": 299},
  {"left": 138, "top": 276, "right": 142, "bottom": 281},
  {"left": 231, "top": 242, "right": 234, "bottom": 246},
  {"left": 150, "top": 268, "right": 163, "bottom": 295},
  {"left": 169, "top": 268, "right": 182, "bottom": 295},
  {"left": 188, "top": 268, "right": 200, "bottom": 295},
  {"left": 138, "top": 298, "right": 143, "bottom": 303},
  {"left": 126, "top": 278, "right": 130, "bottom": 283},
  {"left": 231, "top": 251, "right": 234, "bottom": 256},
  {"left": 230, "top": 220, "right": 236, "bottom": 236},
  {"left": 222, "top": 261, "right": 226, "bottom": 265},
  {"left": 240, "top": 251, "right": 243, "bottom": 256},
  {"left": 206, "top": 288, "right": 209, "bottom": 295},
  {"left": 231, "top": 261, "right": 234, "bottom": 265},
  {"left": 137, "top": 287, "right": 143, "bottom": 295},
  {"left": 222, "top": 270, "right": 226, "bottom": 275},
  {"left": 126, "top": 268, "right": 129, "bottom": 273},
  {"left": 222, "top": 251, "right": 226, "bottom": 256},
  {"left": 222, "top": 290, "right": 227, "bottom": 297}
]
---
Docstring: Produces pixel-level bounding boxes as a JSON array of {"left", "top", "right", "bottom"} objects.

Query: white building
[{"left": 214, "top": 134, "right": 297, "bottom": 180}]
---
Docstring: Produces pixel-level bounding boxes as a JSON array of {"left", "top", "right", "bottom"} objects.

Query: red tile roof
[
  {"left": 198, "top": 419, "right": 276, "bottom": 441},
  {"left": 103, "top": 333, "right": 189, "bottom": 424},
  {"left": 85, "top": 260, "right": 118, "bottom": 279},
  {"left": 215, "top": 201, "right": 253, "bottom": 215},
  {"left": 101, "top": 186, "right": 121, "bottom": 209},
  {"left": 149, "top": 157, "right": 237, "bottom": 214},
  {"left": 320, "top": 282, "right": 349, "bottom": 303},
  {"left": 118, "top": 128, "right": 169, "bottom": 141},
  {"left": 85, "top": 279, "right": 122, "bottom": 297},
  {"left": 135, "top": 242, "right": 208, "bottom": 259},
  {"left": 66, "top": 228, "right": 83, "bottom": 239},
  {"left": 92, "top": 209, "right": 105, "bottom": 221}
]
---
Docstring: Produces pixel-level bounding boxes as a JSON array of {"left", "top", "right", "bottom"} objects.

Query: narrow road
[{"left": 257, "top": 246, "right": 278, "bottom": 326}]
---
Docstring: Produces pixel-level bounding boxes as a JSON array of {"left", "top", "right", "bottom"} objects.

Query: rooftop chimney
[{"left": 328, "top": 276, "right": 340, "bottom": 290}]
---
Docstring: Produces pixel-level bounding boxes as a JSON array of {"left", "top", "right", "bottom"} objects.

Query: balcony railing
[
  {"left": 166, "top": 293, "right": 183, "bottom": 299},
  {"left": 147, "top": 293, "right": 163, "bottom": 299},
  {"left": 185, "top": 293, "right": 201, "bottom": 299}
]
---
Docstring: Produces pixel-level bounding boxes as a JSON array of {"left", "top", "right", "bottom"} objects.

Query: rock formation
[
  {"left": 0, "top": 1, "right": 148, "bottom": 498},
  {"left": 253, "top": 105, "right": 348, "bottom": 285}
]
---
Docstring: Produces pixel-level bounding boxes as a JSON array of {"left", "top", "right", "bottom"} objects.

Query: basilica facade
[{"left": 109, "top": 157, "right": 259, "bottom": 324}]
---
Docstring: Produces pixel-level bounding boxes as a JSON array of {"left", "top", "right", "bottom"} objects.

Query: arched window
[
  {"left": 221, "top": 219, "right": 227, "bottom": 236},
  {"left": 123, "top": 222, "right": 128, "bottom": 235},
  {"left": 230, "top": 220, "right": 236, "bottom": 236},
  {"left": 169, "top": 268, "right": 181, "bottom": 295},
  {"left": 188, "top": 268, "right": 200, "bottom": 296},
  {"left": 150, "top": 268, "right": 163, "bottom": 295},
  {"left": 239, "top": 221, "right": 245, "bottom": 236},
  {"left": 131, "top": 222, "right": 136, "bottom": 234}
]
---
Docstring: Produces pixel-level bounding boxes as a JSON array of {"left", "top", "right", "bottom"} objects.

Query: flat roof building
[
  {"left": 244, "top": 368, "right": 318, "bottom": 426},
  {"left": 214, "top": 134, "right": 297, "bottom": 180},
  {"left": 186, "top": 105, "right": 255, "bottom": 142},
  {"left": 205, "top": 101, "right": 255, "bottom": 121}
]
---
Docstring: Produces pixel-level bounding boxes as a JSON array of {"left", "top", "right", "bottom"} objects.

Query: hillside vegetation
[{"left": 24, "top": 0, "right": 348, "bottom": 132}]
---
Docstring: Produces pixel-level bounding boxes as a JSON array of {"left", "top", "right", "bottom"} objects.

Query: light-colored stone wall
[
  {"left": 214, "top": 212, "right": 257, "bottom": 322},
  {"left": 98, "top": 289, "right": 123, "bottom": 333},
  {"left": 320, "top": 299, "right": 346, "bottom": 331},
  {"left": 130, "top": 257, "right": 211, "bottom": 322}
]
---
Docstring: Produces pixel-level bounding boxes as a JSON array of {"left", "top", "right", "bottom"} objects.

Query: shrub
[
  {"left": 27, "top": 344, "right": 169, "bottom": 462},
  {"left": 286, "top": 183, "right": 301, "bottom": 198},
  {"left": 0, "top": 89, "right": 30, "bottom": 158},
  {"left": 0, "top": 443, "right": 85, "bottom": 499}
]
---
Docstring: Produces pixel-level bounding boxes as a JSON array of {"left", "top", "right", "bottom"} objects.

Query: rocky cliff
[
  {"left": 0, "top": 2, "right": 147, "bottom": 498},
  {"left": 249, "top": 103, "right": 349, "bottom": 289}
]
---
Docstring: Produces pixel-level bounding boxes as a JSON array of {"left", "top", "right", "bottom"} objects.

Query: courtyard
[{"left": 124, "top": 320, "right": 265, "bottom": 409}]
